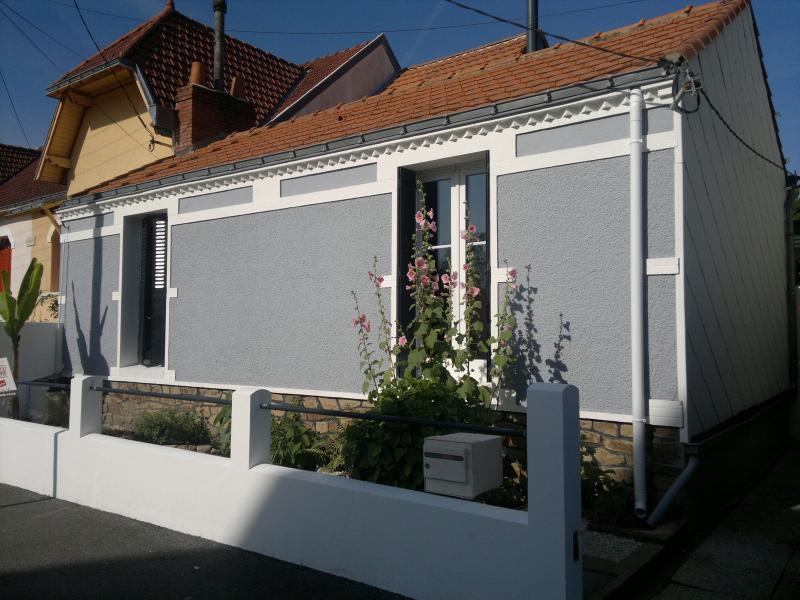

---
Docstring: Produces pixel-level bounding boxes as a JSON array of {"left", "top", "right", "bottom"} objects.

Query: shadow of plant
[{"left": 506, "top": 265, "right": 572, "bottom": 402}]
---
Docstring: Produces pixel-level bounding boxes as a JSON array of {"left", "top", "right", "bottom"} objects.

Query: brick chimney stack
[{"left": 174, "top": 61, "right": 254, "bottom": 155}]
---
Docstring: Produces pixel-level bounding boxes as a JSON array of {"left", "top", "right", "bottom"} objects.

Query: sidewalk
[
  {"left": 0, "top": 484, "right": 405, "bottom": 600},
  {"left": 652, "top": 444, "right": 800, "bottom": 599}
]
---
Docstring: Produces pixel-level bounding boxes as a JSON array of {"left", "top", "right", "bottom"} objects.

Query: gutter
[
  {"left": 62, "top": 65, "right": 670, "bottom": 210},
  {"left": 629, "top": 87, "right": 648, "bottom": 519}
]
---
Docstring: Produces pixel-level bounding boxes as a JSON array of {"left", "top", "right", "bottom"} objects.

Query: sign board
[{"left": 0, "top": 357, "right": 16, "bottom": 394}]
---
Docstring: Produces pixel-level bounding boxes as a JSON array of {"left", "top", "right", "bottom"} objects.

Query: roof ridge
[
  {"left": 405, "top": 33, "right": 525, "bottom": 72},
  {"left": 303, "top": 37, "right": 373, "bottom": 67},
  {"left": 49, "top": 1, "right": 174, "bottom": 88}
]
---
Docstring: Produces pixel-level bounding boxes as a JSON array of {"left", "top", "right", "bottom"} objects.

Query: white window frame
[{"left": 415, "top": 161, "right": 490, "bottom": 380}]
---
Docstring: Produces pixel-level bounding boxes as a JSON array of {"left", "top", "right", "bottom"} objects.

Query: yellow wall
[{"left": 67, "top": 82, "right": 172, "bottom": 196}]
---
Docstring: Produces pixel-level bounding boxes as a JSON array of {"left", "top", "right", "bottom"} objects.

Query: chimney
[
  {"left": 526, "top": 0, "right": 545, "bottom": 52},
  {"left": 213, "top": 0, "right": 227, "bottom": 91},
  {"left": 174, "top": 60, "right": 254, "bottom": 155}
]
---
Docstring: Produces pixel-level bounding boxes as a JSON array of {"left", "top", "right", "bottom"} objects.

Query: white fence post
[
  {"left": 231, "top": 387, "right": 271, "bottom": 469},
  {"left": 526, "top": 383, "right": 582, "bottom": 600},
  {"left": 68, "top": 375, "right": 103, "bottom": 437}
]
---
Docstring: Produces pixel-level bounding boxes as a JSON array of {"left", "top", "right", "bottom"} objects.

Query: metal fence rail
[
  {"left": 89, "top": 385, "right": 231, "bottom": 407},
  {"left": 16, "top": 380, "right": 71, "bottom": 390},
  {"left": 262, "top": 401, "right": 526, "bottom": 438}
]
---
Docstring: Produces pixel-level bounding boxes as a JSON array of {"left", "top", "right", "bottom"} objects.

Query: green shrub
[
  {"left": 133, "top": 408, "right": 210, "bottom": 445},
  {"left": 581, "top": 439, "right": 636, "bottom": 526},
  {"left": 213, "top": 406, "right": 232, "bottom": 456},
  {"left": 270, "top": 413, "right": 324, "bottom": 471},
  {"left": 341, "top": 377, "right": 493, "bottom": 490}
]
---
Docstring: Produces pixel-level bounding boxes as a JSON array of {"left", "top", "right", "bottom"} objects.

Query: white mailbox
[{"left": 423, "top": 432, "right": 503, "bottom": 499}]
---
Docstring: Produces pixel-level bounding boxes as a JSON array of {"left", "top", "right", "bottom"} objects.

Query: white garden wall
[{"left": 0, "top": 378, "right": 582, "bottom": 600}]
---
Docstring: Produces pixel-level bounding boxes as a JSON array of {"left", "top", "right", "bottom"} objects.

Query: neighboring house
[
  {"left": 55, "top": 0, "right": 791, "bottom": 516},
  {"left": 0, "top": 147, "right": 65, "bottom": 317},
  {"left": 35, "top": 0, "right": 399, "bottom": 197}
]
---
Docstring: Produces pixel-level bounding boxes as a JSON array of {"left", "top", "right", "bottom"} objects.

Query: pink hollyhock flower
[
  {"left": 405, "top": 285, "right": 413, "bottom": 290},
  {"left": 460, "top": 230, "right": 469, "bottom": 240},
  {"left": 421, "top": 274, "right": 430, "bottom": 287},
  {"left": 407, "top": 269, "right": 416, "bottom": 282},
  {"left": 510, "top": 283, "right": 518, "bottom": 291},
  {"left": 468, "top": 224, "right": 477, "bottom": 233},
  {"left": 426, "top": 209, "right": 434, "bottom": 219},
  {"left": 363, "top": 319, "right": 371, "bottom": 333},
  {"left": 463, "top": 263, "right": 470, "bottom": 272},
  {"left": 367, "top": 271, "right": 374, "bottom": 281},
  {"left": 442, "top": 274, "right": 450, "bottom": 285},
  {"left": 375, "top": 275, "right": 384, "bottom": 287},
  {"left": 508, "top": 268, "right": 517, "bottom": 281},
  {"left": 398, "top": 335, "right": 408, "bottom": 347},
  {"left": 451, "top": 270, "right": 458, "bottom": 280},
  {"left": 359, "top": 313, "right": 368, "bottom": 324},
  {"left": 469, "top": 287, "right": 480, "bottom": 298},
  {"left": 415, "top": 256, "right": 426, "bottom": 270},
  {"left": 415, "top": 211, "right": 424, "bottom": 225},
  {"left": 351, "top": 318, "right": 358, "bottom": 328},
  {"left": 430, "top": 221, "right": 437, "bottom": 232}
]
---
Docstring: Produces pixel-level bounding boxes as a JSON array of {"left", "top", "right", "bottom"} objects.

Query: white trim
[
  {"left": 111, "top": 291, "right": 120, "bottom": 301},
  {"left": 646, "top": 257, "right": 680, "bottom": 275},
  {"left": 673, "top": 108, "right": 690, "bottom": 443},
  {"left": 57, "top": 81, "right": 674, "bottom": 224},
  {"left": 61, "top": 224, "right": 120, "bottom": 242},
  {"left": 580, "top": 411, "right": 634, "bottom": 424},
  {"left": 0, "top": 230, "right": 15, "bottom": 249}
]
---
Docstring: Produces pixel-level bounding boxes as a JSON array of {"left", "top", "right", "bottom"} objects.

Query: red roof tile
[
  {"left": 0, "top": 144, "right": 40, "bottom": 184},
  {"left": 0, "top": 153, "right": 65, "bottom": 210},
  {"left": 86, "top": 0, "right": 749, "bottom": 196},
  {"left": 49, "top": 3, "right": 303, "bottom": 124},
  {"left": 271, "top": 38, "right": 374, "bottom": 119}
]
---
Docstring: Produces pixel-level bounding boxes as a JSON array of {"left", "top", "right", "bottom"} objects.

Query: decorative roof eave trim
[
  {"left": 0, "top": 191, "right": 66, "bottom": 217},
  {"left": 46, "top": 58, "right": 128, "bottom": 96},
  {"left": 59, "top": 66, "right": 671, "bottom": 217}
]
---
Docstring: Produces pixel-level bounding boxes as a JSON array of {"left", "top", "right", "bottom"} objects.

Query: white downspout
[{"left": 629, "top": 88, "right": 647, "bottom": 518}]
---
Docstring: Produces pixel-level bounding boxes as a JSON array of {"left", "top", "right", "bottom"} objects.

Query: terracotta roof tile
[
  {"left": 0, "top": 153, "right": 65, "bottom": 210},
  {"left": 0, "top": 144, "right": 40, "bottom": 184},
  {"left": 50, "top": 4, "right": 303, "bottom": 124},
  {"left": 271, "top": 39, "right": 374, "bottom": 119},
  {"left": 86, "top": 0, "right": 749, "bottom": 196}
]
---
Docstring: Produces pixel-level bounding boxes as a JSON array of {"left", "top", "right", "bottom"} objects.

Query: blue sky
[{"left": 0, "top": 0, "right": 797, "bottom": 171}]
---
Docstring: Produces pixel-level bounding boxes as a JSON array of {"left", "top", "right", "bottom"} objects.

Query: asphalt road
[{"left": 0, "top": 483, "right": 406, "bottom": 600}]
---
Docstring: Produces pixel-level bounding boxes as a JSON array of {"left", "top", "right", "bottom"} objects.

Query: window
[
  {"left": 120, "top": 213, "right": 168, "bottom": 368},
  {"left": 398, "top": 162, "right": 491, "bottom": 360}
]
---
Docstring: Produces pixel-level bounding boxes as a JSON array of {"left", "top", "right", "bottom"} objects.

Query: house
[
  {"left": 0, "top": 146, "right": 65, "bottom": 318},
  {"left": 54, "top": 0, "right": 792, "bottom": 517},
  {"left": 35, "top": 0, "right": 399, "bottom": 197}
]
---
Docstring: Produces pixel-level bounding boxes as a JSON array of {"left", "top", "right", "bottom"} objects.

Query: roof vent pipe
[
  {"left": 527, "top": 0, "right": 545, "bottom": 52},
  {"left": 213, "top": 0, "right": 227, "bottom": 91}
]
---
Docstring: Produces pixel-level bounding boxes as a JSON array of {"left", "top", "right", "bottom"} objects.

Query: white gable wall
[{"left": 681, "top": 7, "right": 788, "bottom": 438}]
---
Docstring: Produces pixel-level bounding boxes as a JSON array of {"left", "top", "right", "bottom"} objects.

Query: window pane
[
  {"left": 466, "top": 173, "right": 487, "bottom": 242},
  {"left": 433, "top": 247, "right": 452, "bottom": 275},
  {"left": 423, "top": 179, "right": 451, "bottom": 246},
  {"left": 470, "top": 243, "right": 490, "bottom": 351}
]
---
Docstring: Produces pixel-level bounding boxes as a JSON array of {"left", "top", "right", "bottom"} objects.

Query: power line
[
  {"left": 71, "top": 0, "right": 154, "bottom": 149},
  {"left": 698, "top": 88, "right": 790, "bottom": 176},
  {"left": 0, "top": 4, "right": 62, "bottom": 70},
  {"left": 442, "top": 0, "right": 658, "bottom": 63},
  {"left": 36, "top": 0, "right": 653, "bottom": 36},
  {"left": 0, "top": 0, "right": 83, "bottom": 58},
  {"left": 0, "top": 69, "right": 31, "bottom": 146}
]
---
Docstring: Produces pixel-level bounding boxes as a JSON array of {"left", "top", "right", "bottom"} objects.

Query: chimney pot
[{"left": 189, "top": 61, "right": 206, "bottom": 86}]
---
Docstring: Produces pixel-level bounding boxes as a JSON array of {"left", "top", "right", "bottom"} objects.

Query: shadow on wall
[
  {"left": 66, "top": 213, "right": 109, "bottom": 375},
  {"left": 507, "top": 265, "right": 572, "bottom": 401}
]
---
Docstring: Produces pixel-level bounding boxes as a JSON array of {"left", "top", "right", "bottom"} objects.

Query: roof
[
  {"left": 0, "top": 144, "right": 40, "bottom": 184},
  {"left": 0, "top": 152, "right": 66, "bottom": 211},
  {"left": 48, "top": 2, "right": 304, "bottom": 124},
  {"left": 83, "top": 0, "right": 750, "bottom": 197},
  {"left": 271, "top": 38, "right": 375, "bottom": 119}
]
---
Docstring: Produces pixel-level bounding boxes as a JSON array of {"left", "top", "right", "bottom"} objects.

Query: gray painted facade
[
  {"left": 168, "top": 194, "right": 391, "bottom": 394},
  {"left": 280, "top": 164, "right": 377, "bottom": 197},
  {"left": 61, "top": 235, "right": 119, "bottom": 375},
  {"left": 63, "top": 212, "right": 114, "bottom": 233},
  {"left": 682, "top": 12, "right": 788, "bottom": 436},
  {"left": 497, "top": 150, "right": 676, "bottom": 416},
  {"left": 516, "top": 107, "right": 673, "bottom": 157},
  {"left": 178, "top": 186, "right": 253, "bottom": 214}
]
